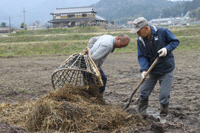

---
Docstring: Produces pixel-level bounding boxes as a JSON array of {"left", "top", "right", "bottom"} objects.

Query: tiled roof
[{"left": 51, "top": 6, "right": 96, "bottom": 14}]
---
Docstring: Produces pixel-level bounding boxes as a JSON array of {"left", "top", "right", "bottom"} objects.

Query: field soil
[{"left": 0, "top": 49, "right": 200, "bottom": 132}]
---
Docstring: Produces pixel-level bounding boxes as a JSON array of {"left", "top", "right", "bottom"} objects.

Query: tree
[
  {"left": 197, "top": 8, "right": 200, "bottom": 20},
  {"left": 44, "top": 23, "right": 50, "bottom": 30},
  {"left": 189, "top": 10, "right": 197, "bottom": 18},
  {"left": 20, "top": 22, "right": 27, "bottom": 29},
  {"left": 110, "top": 21, "right": 114, "bottom": 25},
  {"left": 115, "top": 17, "right": 135, "bottom": 25},
  {"left": 162, "top": 8, "right": 171, "bottom": 18},
  {"left": 161, "top": 0, "right": 200, "bottom": 18},
  {"left": 1, "top": 22, "right": 6, "bottom": 27}
]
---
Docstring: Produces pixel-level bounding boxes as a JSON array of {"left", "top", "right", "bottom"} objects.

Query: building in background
[
  {"left": 127, "top": 21, "right": 133, "bottom": 28},
  {"left": 148, "top": 18, "right": 174, "bottom": 26},
  {"left": 48, "top": 6, "right": 108, "bottom": 28},
  {"left": 0, "top": 27, "right": 11, "bottom": 33},
  {"left": 149, "top": 11, "right": 190, "bottom": 26}
]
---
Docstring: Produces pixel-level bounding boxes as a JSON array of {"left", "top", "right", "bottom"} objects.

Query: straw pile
[{"left": 0, "top": 86, "right": 149, "bottom": 132}]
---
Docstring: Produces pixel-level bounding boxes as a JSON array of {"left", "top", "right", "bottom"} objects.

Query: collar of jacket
[{"left": 138, "top": 25, "right": 158, "bottom": 46}]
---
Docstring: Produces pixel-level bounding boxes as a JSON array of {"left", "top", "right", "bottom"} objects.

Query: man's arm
[
  {"left": 137, "top": 40, "right": 150, "bottom": 72},
  {"left": 162, "top": 28, "right": 180, "bottom": 53},
  {"left": 87, "top": 36, "right": 100, "bottom": 49}
]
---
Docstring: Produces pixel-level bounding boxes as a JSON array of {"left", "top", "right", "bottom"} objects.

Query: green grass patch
[
  {"left": 169, "top": 25, "right": 200, "bottom": 36},
  {"left": 1, "top": 34, "right": 98, "bottom": 43},
  {"left": 176, "top": 36, "right": 200, "bottom": 50},
  {"left": 12, "top": 26, "right": 106, "bottom": 36},
  {"left": 0, "top": 25, "right": 200, "bottom": 57},
  {"left": 0, "top": 41, "right": 88, "bottom": 56}
]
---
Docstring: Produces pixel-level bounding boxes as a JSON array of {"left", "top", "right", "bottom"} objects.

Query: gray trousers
[{"left": 139, "top": 70, "right": 174, "bottom": 105}]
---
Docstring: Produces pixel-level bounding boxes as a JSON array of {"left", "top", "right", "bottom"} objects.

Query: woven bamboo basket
[{"left": 51, "top": 47, "right": 103, "bottom": 90}]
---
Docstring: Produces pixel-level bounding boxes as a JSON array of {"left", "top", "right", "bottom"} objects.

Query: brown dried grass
[{"left": 0, "top": 86, "right": 149, "bottom": 132}]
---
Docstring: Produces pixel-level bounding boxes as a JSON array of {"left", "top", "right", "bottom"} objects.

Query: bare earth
[{"left": 0, "top": 49, "right": 200, "bottom": 132}]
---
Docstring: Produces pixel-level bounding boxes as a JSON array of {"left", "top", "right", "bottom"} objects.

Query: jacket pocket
[{"left": 159, "top": 57, "right": 172, "bottom": 70}]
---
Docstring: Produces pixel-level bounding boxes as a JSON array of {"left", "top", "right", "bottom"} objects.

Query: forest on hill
[
  {"left": 94, "top": 0, "right": 200, "bottom": 25},
  {"left": 93, "top": 0, "right": 176, "bottom": 24},
  {"left": 161, "top": 0, "right": 200, "bottom": 19}
]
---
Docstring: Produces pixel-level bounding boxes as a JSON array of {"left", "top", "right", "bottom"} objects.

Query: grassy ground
[{"left": 0, "top": 25, "right": 200, "bottom": 56}]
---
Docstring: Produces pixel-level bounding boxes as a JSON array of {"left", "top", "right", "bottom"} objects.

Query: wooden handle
[
  {"left": 143, "top": 57, "right": 159, "bottom": 79},
  {"left": 122, "top": 57, "right": 159, "bottom": 111}
]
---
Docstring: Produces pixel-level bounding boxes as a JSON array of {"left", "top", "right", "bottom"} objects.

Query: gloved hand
[
  {"left": 141, "top": 71, "right": 148, "bottom": 79},
  {"left": 158, "top": 47, "right": 167, "bottom": 57}
]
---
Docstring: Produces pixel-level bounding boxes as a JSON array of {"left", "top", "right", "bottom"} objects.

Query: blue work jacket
[{"left": 137, "top": 26, "right": 180, "bottom": 75}]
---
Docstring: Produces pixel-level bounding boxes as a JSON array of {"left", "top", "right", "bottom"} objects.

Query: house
[
  {"left": 0, "top": 27, "right": 11, "bottom": 33},
  {"left": 148, "top": 18, "right": 174, "bottom": 26},
  {"left": 27, "top": 25, "right": 43, "bottom": 30},
  {"left": 127, "top": 21, "right": 133, "bottom": 28},
  {"left": 48, "top": 6, "right": 108, "bottom": 28}
]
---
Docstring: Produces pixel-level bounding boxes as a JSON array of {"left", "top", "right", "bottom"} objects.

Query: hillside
[
  {"left": 161, "top": 0, "right": 200, "bottom": 19},
  {"left": 93, "top": 0, "right": 176, "bottom": 24}
]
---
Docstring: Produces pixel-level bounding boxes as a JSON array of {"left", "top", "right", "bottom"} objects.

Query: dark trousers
[{"left": 98, "top": 66, "right": 107, "bottom": 93}]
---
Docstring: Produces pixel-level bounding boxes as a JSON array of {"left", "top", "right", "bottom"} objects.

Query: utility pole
[
  {"left": 23, "top": 8, "right": 26, "bottom": 30},
  {"left": 9, "top": 16, "right": 11, "bottom": 34}
]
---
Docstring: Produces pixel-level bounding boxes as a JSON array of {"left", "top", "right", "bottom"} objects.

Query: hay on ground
[{"left": 0, "top": 86, "right": 149, "bottom": 132}]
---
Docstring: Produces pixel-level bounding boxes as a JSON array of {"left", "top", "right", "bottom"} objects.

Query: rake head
[{"left": 51, "top": 49, "right": 103, "bottom": 90}]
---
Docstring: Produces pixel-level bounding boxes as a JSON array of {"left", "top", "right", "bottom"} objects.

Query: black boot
[
  {"left": 160, "top": 103, "right": 169, "bottom": 123},
  {"left": 160, "top": 103, "right": 169, "bottom": 117},
  {"left": 137, "top": 98, "right": 148, "bottom": 118}
]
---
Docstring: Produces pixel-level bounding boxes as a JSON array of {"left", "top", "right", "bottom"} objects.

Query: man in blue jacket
[{"left": 131, "top": 17, "right": 179, "bottom": 123}]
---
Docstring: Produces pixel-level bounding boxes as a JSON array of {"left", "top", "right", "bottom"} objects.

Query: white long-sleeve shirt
[{"left": 87, "top": 35, "right": 116, "bottom": 67}]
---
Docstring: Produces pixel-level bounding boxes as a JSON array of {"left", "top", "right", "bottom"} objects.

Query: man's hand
[
  {"left": 83, "top": 48, "right": 88, "bottom": 54},
  {"left": 141, "top": 71, "right": 147, "bottom": 79},
  {"left": 158, "top": 47, "right": 167, "bottom": 57}
]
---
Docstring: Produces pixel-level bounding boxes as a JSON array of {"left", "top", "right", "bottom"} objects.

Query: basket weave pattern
[{"left": 51, "top": 48, "right": 103, "bottom": 90}]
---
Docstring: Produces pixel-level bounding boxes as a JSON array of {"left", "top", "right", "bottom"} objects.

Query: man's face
[
  {"left": 115, "top": 38, "right": 129, "bottom": 48},
  {"left": 137, "top": 26, "right": 149, "bottom": 38}
]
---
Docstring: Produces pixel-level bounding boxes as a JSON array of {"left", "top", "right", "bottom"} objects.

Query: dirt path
[{"left": 0, "top": 49, "right": 200, "bottom": 132}]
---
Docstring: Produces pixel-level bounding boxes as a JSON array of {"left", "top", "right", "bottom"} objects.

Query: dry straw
[{"left": 0, "top": 85, "right": 149, "bottom": 132}]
